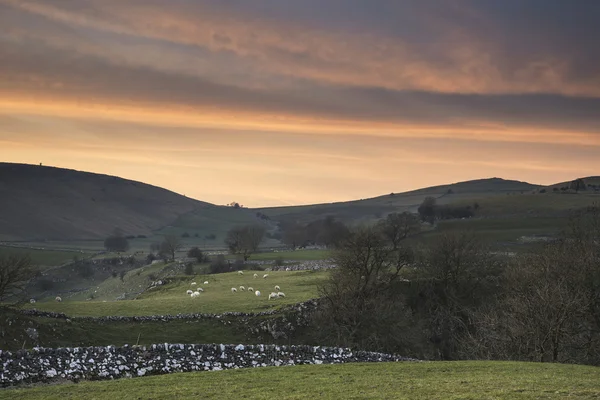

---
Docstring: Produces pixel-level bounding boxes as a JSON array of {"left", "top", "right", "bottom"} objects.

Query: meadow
[
  {"left": 4, "top": 361, "right": 600, "bottom": 399},
  {"left": 0, "top": 245, "right": 89, "bottom": 268},
  {"left": 25, "top": 269, "right": 327, "bottom": 317}
]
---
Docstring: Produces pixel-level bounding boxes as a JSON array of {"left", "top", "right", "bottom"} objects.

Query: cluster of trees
[
  {"left": 280, "top": 216, "right": 350, "bottom": 249},
  {"left": 417, "top": 197, "right": 478, "bottom": 223},
  {"left": 310, "top": 206, "right": 600, "bottom": 365},
  {"left": 104, "top": 229, "right": 130, "bottom": 253}
]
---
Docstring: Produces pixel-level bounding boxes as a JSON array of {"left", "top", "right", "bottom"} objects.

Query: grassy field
[
  {"left": 24, "top": 270, "right": 327, "bottom": 317},
  {"left": 0, "top": 245, "right": 90, "bottom": 267},
  {"left": 4, "top": 361, "right": 600, "bottom": 399},
  {"left": 1, "top": 312, "right": 247, "bottom": 351}
]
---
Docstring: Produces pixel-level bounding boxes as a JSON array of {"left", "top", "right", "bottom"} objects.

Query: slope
[{"left": 0, "top": 163, "right": 212, "bottom": 241}]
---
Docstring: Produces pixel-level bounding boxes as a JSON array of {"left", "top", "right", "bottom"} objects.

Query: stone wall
[{"left": 0, "top": 344, "right": 416, "bottom": 387}]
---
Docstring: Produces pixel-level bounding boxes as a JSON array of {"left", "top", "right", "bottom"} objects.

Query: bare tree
[
  {"left": 224, "top": 225, "right": 266, "bottom": 261},
  {"left": 160, "top": 234, "right": 182, "bottom": 261},
  {"left": 0, "top": 255, "right": 35, "bottom": 304},
  {"left": 377, "top": 212, "right": 420, "bottom": 249}
]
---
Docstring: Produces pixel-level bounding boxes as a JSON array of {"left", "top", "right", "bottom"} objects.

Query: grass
[
  {"left": 0, "top": 245, "right": 90, "bottom": 267},
  {"left": 4, "top": 361, "right": 600, "bottom": 399},
  {"left": 24, "top": 270, "right": 328, "bottom": 317},
  {"left": 1, "top": 312, "right": 247, "bottom": 351}
]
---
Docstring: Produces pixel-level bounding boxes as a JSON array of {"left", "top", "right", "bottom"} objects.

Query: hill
[
  {"left": 256, "top": 177, "right": 539, "bottom": 224},
  {"left": 5, "top": 361, "right": 599, "bottom": 399},
  {"left": 0, "top": 163, "right": 216, "bottom": 241}
]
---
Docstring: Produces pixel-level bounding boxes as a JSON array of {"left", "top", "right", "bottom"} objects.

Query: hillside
[
  {"left": 256, "top": 177, "right": 539, "bottom": 224},
  {"left": 0, "top": 163, "right": 213, "bottom": 241}
]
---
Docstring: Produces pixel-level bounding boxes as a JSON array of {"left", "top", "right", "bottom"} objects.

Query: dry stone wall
[{"left": 1, "top": 344, "right": 416, "bottom": 387}]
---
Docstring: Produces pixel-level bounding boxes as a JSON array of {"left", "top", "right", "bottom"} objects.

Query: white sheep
[
  {"left": 30, "top": 298, "right": 36, "bottom": 304},
  {"left": 191, "top": 282, "right": 197, "bottom": 286},
  {"left": 186, "top": 290, "right": 193, "bottom": 295},
  {"left": 204, "top": 281, "right": 209, "bottom": 285},
  {"left": 191, "top": 291, "right": 200, "bottom": 298},
  {"left": 198, "top": 287, "right": 204, "bottom": 292},
  {"left": 247, "top": 287, "right": 254, "bottom": 292},
  {"left": 231, "top": 287, "right": 238, "bottom": 293},
  {"left": 263, "top": 274, "right": 269, "bottom": 279},
  {"left": 285, "top": 267, "right": 291, "bottom": 271},
  {"left": 55, "top": 296, "right": 62, "bottom": 302},
  {"left": 253, "top": 273, "right": 258, "bottom": 278},
  {"left": 277, "top": 291, "right": 286, "bottom": 298},
  {"left": 255, "top": 290, "right": 261, "bottom": 297},
  {"left": 239, "top": 286, "right": 245, "bottom": 291},
  {"left": 268, "top": 292, "right": 279, "bottom": 300},
  {"left": 274, "top": 285, "right": 281, "bottom": 291},
  {"left": 238, "top": 270, "right": 244, "bottom": 275}
]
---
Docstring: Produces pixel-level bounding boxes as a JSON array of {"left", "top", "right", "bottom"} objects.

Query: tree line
[{"left": 308, "top": 206, "right": 600, "bottom": 365}]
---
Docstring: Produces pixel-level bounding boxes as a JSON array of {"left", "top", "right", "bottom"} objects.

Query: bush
[
  {"left": 209, "top": 255, "right": 229, "bottom": 274},
  {"left": 187, "top": 247, "right": 206, "bottom": 263},
  {"left": 145, "top": 253, "right": 157, "bottom": 264},
  {"left": 119, "top": 270, "right": 126, "bottom": 282},
  {"left": 184, "top": 262, "right": 194, "bottom": 275},
  {"left": 181, "top": 232, "right": 190, "bottom": 238},
  {"left": 111, "top": 270, "right": 118, "bottom": 278},
  {"left": 148, "top": 273, "right": 157, "bottom": 281}
]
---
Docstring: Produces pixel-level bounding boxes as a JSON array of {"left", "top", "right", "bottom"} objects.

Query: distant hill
[
  {"left": 0, "top": 163, "right": 212, "bottom": 241},
  {"left": 256, "top": 177, "right": 540, "bottom": 224}
]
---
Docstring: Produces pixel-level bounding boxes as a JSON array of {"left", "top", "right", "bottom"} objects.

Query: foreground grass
[
  {"left": 24, "top": 270, "right": 327, "bottom": 317},
  {"left": 4, "top": 361, "right": 600, "bottom": 399}
]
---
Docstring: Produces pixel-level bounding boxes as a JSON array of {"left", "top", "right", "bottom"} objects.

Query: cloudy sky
[{"left": 1, "top": 0, "right": 599, "bottom": 206}]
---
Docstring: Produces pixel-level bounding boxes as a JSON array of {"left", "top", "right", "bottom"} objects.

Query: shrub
[
  {"left": 148, "top": 273, "right": 157, "bottom": 281},
  {"left": 187, "top": 247, "right": 206, "bottom": 263},
  {"left": 111, "top": 271, "right": 118, "bottom": 278},
  {"left": 119, "top": 270, "right": 126, "bottom": 282},
  {"left": 181, "top": 232, "right": 190, "bottom": 238},
  {"left": 184, "top": 262, "right": 195, "bottom": 275},
  {"left": 209, "top": 255, "right": 229, "bottom": 274}
]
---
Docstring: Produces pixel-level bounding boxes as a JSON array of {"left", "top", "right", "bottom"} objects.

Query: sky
[{"left": 1, "top": 0, "right": 599, "bottom": 207}]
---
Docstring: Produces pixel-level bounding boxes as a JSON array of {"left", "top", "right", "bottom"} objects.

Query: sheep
[
  {"left": 239, "top": 286, "right": 245, "bottom": 291},
  {"left": 191, "top": 282, "right": 197, "bottom": 286},
  {"left": 277, "top": 291, "right": 286, "bottom": 298},
  {"left": 30, "top": 298, "right": 36, "bottom": 304},
  {"left": 191, "top": 291, "right": 200, "bottom": 298},
  {"left": 231, "top": 287, "right": 238, "bottom": 293},
  {"left": 238, "top": 270, "right": 244, "bottom": 275},
  {"left": 186, "top": 290, "right": 193, "bottom": 295},
  {"left": 255, "top": 290, "right": 261, "bottom": 296},
  {"left": 247, "top": 287, "right": 254, "bottom": 292},
  {"left": 285, "top": 267, "right": 291, "bottom": 271},
  {"left": 274, "top": 285, "right": 281, "bottom": 291},
  {"left": 263, "top": 274, "right": 269, "bottom": 279},
  {"left": 55, "top": 296, "right": 62, "bottom": 302},
  {"left": 198, "top": 287, "right": 204, "bottom": 292},
  {"left": 204, "top": 281, "right": 209, "bottom": 285},
  {"left": 253, "top": 273, "right": 258, "bottom": 278},
  {"left": 268, "top": 292, "right": 279, "bottom": 300}
]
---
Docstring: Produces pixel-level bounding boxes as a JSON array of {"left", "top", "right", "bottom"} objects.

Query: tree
[
  {"left": 418, "top": 197, "right": 437, "bottom": 224},
  {"left": 311, "top": 226, "right": 418, "bottom": 354},
  {"left": 569, "top": 178, "right": 587, "bottom": 193},
  {"left": 187, "top": 247, "right": 206, "bottom": 263},
  {"left": 281, "top": 222, "right": 307, "bottom": 249},
  {"left": 377, "top": 212, "right": 420, "bottom": 249},
  {"left": 104, "top": 228, "right": 129, "bottom": 252},
  {"left": 224, "top": 225, "right": 266, "bottom": 261},
  {"left": 159, "top": 235, "right": 182, "bottom": 261},
  {"left": 414, "top": 232, "right": 502, "bottom": 360},
  {"left": 0, "top": 255, "right": 34, "bottom": 304}
]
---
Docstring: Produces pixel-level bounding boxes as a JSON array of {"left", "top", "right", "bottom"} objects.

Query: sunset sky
[{"left": 1, "top": 0, "right": 599, "bottom": 206}]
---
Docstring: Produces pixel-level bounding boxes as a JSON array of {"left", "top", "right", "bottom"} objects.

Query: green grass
[
  {"left": 24, "top": 270, "right": 328, "bottom": 317},
  {"left": 0, "top": 246, "right": 90, "bottom": 267},
  {"left": 5, "top": 361, "right": 600, "bottom": 399},
  {"left": 1, "top": 312, "right": 247, "bottom": 351}
]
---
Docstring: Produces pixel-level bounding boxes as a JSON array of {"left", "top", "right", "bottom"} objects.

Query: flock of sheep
[{"left": 186, "top": 270, "right": 286, "bottom": 301}]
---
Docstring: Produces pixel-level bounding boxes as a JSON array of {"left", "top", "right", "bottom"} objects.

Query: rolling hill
[{"left": 0, "top": 163, "right": 214, "bottom": 241}]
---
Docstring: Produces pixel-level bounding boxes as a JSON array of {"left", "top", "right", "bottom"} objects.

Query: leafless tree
[
  {"left": 160, "top": 234, "right": 182, "bottom": 261},
  {"left": 0, "top": 255, "right": 35, "bottom": 304},
  {"left": 225, "top": 224, "right": 266, "bottom": 261},
  {"left": 377, "top": 212, "right": 420, "bottom": 249}
]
